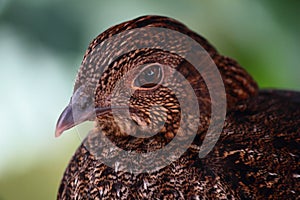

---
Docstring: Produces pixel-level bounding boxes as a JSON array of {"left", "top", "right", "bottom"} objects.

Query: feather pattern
[{"left": 56, "top": 16, "right": 299, "bottom": 199}]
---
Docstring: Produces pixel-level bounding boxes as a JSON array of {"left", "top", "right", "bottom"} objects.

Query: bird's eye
[{"left": 134, "top": 63, "right": 163, "bottom": 89}]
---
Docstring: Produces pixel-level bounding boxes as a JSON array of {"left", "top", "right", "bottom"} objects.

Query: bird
[{"left": 55, "top": 15, "right": 300, "bottom": 199}]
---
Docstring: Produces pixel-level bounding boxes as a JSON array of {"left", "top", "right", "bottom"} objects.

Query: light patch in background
[{"left": 0, "top": 26, "right": 79, "bottom": 176}]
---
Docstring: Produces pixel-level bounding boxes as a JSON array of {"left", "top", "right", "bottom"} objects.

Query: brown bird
[{"left": 56, "top": 16, "right": 300, "bottom": 199}]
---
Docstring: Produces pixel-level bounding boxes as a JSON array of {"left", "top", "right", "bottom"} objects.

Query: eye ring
[{"left": 133, "top": 63, "right": 164, "bottom": 90}]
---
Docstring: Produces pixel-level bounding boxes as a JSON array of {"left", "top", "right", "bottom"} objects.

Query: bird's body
[{"left": 56, "top": 16, "right": 300, "bottom": 199}]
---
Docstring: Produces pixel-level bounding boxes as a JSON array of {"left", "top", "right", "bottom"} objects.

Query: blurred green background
[{"left": 0, "top": 0, "right": 299, "bottom": 199}]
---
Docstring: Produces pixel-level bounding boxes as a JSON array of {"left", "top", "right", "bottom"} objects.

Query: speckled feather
[{"left": 57, "top": 16, "right": 300, "bottom": 199}]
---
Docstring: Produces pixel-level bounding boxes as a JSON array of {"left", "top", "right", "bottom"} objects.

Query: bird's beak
[
  {"left": 55, "top": 100, "right": 95, "bottom": 137},
  {"left": 56, "top": 85, "right": 97, "bottom": 137},
  {"left": 55, "top": 102, "right": 96, "bottom": 137},
  {"left": 55, "top": 103, "right": 75, "bottom": 137}
]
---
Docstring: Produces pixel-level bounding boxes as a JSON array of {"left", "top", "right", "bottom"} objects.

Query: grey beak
[{"left": 55, "top": 103, "right": 75, "bottom": 137}]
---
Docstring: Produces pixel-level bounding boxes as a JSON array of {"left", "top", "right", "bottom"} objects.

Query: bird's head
[{"left": 55, "top": 16, "right": 258, "bottom": 151}]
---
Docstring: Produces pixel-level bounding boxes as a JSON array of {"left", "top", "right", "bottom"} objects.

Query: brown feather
[{"left": 56, "top": 16, "right": 299, "bottom": 199}]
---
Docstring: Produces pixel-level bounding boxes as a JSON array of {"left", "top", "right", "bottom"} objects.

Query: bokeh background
[{"left": 0, "top": 0, "right": 299, "bottom": 199}]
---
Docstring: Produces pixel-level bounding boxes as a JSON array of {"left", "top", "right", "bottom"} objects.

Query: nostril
[
  {"left": 80, "top": 101, "right": 89, "bottom": 110},
  {"left": 80, "top": 96, "right": 92, "bottom": 110}
]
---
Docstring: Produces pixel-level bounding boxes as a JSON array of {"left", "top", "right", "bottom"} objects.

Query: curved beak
[
  {"left": 56, "top": 85, "right": 99, "bottom": 137},
  {"left": 55, "top": 83, "right": 128, "bottom": 137},
  {"left": 55, "top": 100, "right": 96, "bottom": 137},
  {"left": 55, "top": 103, "right": 75, "bottom": 137}
]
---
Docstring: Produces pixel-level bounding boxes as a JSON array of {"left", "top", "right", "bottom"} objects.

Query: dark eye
[{"left": 134, "top": 64, "right": 163, "bottom": 89}]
